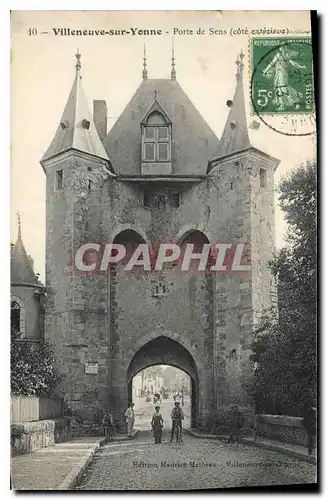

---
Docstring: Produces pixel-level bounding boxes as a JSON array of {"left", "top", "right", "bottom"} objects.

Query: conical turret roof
[
  {"left": 41, "top": 51, "right": 110, "bottom": 164},
  {"left": 11, "top": 217, "right": 39, "bottom": 285},
  {"left": 215, "top": 51, "right": 251, "bottom": 159}
]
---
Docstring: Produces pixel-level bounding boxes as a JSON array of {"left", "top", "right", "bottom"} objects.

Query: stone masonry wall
[
  {"left": 110, "top": 264, "right": 213, "bottom": 427},
  {"left": 207, "top": 153, "right": 252, "bottom": 416},
  {"left": 249, "top": 150, "right": 278, "bottom": 323},
  {"left": 206, "top": 149, "right": 277, "bottom": 420},
  {"left": 256, "top": 414, "right": 307, "bottom": 447},
  {"left": 90, "top": 178, "right": 217, "bottom": 428},
  {"left": 44, "top": 146, "right": 277, "bottom": 431},
  {"left": 11, "top": 418, "right": 71, "bottom": 455},
  {"left": 44, "top": 151, "right": 112, "bottom": 411}
]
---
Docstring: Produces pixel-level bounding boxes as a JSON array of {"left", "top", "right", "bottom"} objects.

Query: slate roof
[
  {"left": 41, "top": 71, "right": 110, "bottom": 164},
  {"left": 214, "top": 64, "right": 250, "bottom": 159},
  {"left": 103, "top": 79, "right": 220, "bottom": 175},
  {"left": 11, "top": 227, "right": 39, "bottom": 285}
]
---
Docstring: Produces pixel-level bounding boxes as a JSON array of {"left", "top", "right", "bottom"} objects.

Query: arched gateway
[
  {"left": 41, "top": 51, "right": 278, "bottom": 433},
  {"left": 127, "top": 336, "right": 198, "bottom": 427}
]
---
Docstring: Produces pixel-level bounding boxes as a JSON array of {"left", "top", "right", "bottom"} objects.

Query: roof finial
[
  {"left": 215, "top": 51, "right": 250, "bottom": 159},
  {"left": 171, "top": 38, "right": 176, "bottom": 81},
  {"left": 236, "top": 49, "right": 244, "bottom": 81},
  {"left": 142, "top": 42, "right": 148, "bottom": 80},
  {"left": 154, "top": 90, "right": 157, "bottom": 101},
  {"left": 75, "top": 48, "right": 81, "bottom": 75},
  {"left": 17, "top": 211, "right": 22, "bottom": 240}
]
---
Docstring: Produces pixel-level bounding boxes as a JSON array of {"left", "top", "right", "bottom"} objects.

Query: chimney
[{"left": 93, "top": 100, "right": 107, "bottom": 141}]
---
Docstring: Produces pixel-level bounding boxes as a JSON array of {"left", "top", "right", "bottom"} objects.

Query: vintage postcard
[{"left": 10, "top": 10, "right": 317, "bottom": 491}]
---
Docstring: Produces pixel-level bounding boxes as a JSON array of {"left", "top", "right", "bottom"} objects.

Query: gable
[{"left": 103, "top": 79, "right": 220, "bottom": 175}]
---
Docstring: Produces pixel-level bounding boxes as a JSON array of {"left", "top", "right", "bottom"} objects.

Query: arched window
[
  {"left": 143, "top": 111, "right": 171, "bottom": 162},
  {"left": 178, "top": 230, "right": 211, "bottom": 272},
  {"left": 180, "top": 230, "right": 210, "bottom": 252},
  {"left": 112, "top": 229, "right": 147, "bottom": 268},
  {"left": 11, "top": 297, "right": 25, "bottom": 334},
  {"left": 11, "top": 301, "right": 21, "bottom": 332}
]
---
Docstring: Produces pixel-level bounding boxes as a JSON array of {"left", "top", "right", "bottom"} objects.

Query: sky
[{"left": 11, "top": 10, "right": 316, "bottom": 281}]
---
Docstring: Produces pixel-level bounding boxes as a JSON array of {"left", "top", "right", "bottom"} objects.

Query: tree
[
  {"left": 11, "top": 329, "right": 63, "bottom": 396},
  {"left": 249, "top": 161, "right": 317, "bottom": 416},
  {"left": 162, "top": 366, "right": 190, "bottom": 393},
  {"left": 144, "top": 366, "right": 164, "bottom": 379}
]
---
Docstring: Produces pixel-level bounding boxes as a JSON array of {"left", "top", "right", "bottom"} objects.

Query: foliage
[
  {"left": 11, "top": 329, "right": 63, "bottom": 396},
  {"left": 143, "top": 366, "right": 164, "bottom": 378},
  {"left": 11, "top": 424, "right": 25, "bottom": 439},
  {"left": 249, "top": 161, "right": 317, "bottom": 416}
]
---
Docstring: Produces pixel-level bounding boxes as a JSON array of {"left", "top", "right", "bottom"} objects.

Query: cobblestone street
[{"left": 76, "top": 400, "right": 316, "bottom": 491}]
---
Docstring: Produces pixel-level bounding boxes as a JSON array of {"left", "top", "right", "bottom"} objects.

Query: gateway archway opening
[
  {"left": 126, "top": 335, "right": 199, "bottom": 428},
  {"left": 130, "top": 365, "right": 193, "bottom": 431}
]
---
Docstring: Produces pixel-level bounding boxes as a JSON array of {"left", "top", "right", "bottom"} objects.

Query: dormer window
[{"left": 141, "top": 104, "right": 172, "bottom": 175}]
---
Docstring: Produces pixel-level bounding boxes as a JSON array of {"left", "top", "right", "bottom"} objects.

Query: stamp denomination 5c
[{"left": 251, "top": 37, "right": 314, "bottom": 115}]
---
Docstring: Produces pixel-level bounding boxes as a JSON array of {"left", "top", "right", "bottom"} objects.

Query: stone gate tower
[{"left": 41, "top": 49, "right": 279, "bottom": 429}]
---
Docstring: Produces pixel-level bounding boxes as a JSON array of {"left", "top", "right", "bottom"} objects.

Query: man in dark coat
[{"left": 170, "top": 401, "right": 184, "bottom": 443}]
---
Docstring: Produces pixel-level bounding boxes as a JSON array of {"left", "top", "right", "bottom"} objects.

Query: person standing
[
  {"left": 151, "top": 406, "right": 164, "bottom": 444},
  {"left": 170, "top": 401, "right": 184, "bottom": 443},
  {"left": 227, "top": 404, "right": 244, "bottom": 444},
  {"left": 124, "top": 402, "right": 135, "bottom": 438}
]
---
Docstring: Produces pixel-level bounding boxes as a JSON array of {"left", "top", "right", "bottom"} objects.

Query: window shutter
[
  {"left": 158, "top": 143, "right": 168, "bottom": 161},
  {"left": 158, "top": 127, "right": 168, "bottom": 140},
  {"left": 145, "top": 143, "right": 155, "bottom": 161},
  {"left": 145, "top": 127, "right": 155, "bottom": 139}
]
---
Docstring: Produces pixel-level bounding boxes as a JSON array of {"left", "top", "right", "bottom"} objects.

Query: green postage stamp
[{"left": 251, "top": 37, "right": 314, "bottom": 115}]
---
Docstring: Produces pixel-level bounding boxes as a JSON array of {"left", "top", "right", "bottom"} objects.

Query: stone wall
[
  {"left": 44, "top": 152, "right": 217, "bottom": 428},
  {"left": 209, "top": 153, "right": 253, "bottom": 417},
  {"left": 11, "top": 418, "right": 71, "bottom": 456},
  {"left": 110, "top": 264, "right": 213, "bottom": 427},
  {"left": 249, "top": 149, "right": 278, "bottom": 322},
  {"left": 255, "top": 414, "right": 307, "bottom": 446},
  {"left": 44, "top": 150, "right": 112, "bottom": 410},
  {"left": 54, "top": 417, "right": 72, "bottom": 443},
  {"left": 208, "top": 149, "right": 278, "bottom": 421},
  {"left": 43, "top": 144, "right": 278, "bottom": 431}
]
